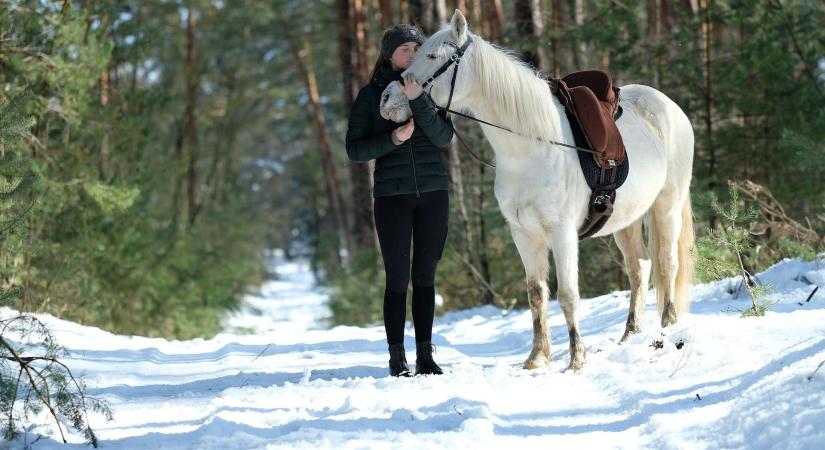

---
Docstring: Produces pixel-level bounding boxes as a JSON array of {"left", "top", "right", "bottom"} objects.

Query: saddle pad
[{"left": 564, "top": 108, "right": 629, "bottom": 192}]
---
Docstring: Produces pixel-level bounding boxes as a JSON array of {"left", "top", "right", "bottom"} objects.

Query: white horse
[{"left": 380, "top": 10, "right": 695, "bottom": 371}]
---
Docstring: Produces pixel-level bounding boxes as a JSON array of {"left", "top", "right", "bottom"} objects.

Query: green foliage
[
  {"left": 3, "top": 0, "right": 821, "bottom": 334},
  {"left": 775, "top": 236, "right": 819, "bottom": 262},
  {"left": 738, "top": 283, "right": 775, "bottom": 318},
  {"left": 0, "top": 2, "right": 269, "bottom": 340},
  {"left": 82, "top": 181, "right": 140, "bottom": 215},
  {"left": 698, "top": 184, "right": 775, "bottom": 316},
  {"left": 0, "top": 88, "right": 109, "bottom": 447},
  {"left": 328, "top": 249, "right": 384, "bottom": 326},
  {"left": 0, "top": 314, "right": 112, "bottom": 446},
  {"left": 696, "top": 187, "right": 758, "bottom": 281}
]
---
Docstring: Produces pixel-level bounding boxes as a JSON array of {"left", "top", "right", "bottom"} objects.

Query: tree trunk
[
  {"left": 647, "top": 0, "right": 661, "bottom": 86},
  {"left": 455, "top": 0, "right": 468, "bottom": 15},
  {"left": 184, "top": 6, "right": 200, "bottom": 226},
  {"left": 550, "top": 0, "right": 564, "bottom": 77},
  {"left": 571, "top": 0, "right": 586, "bottom": 69},
  {"left": 476, "top": 146, "right": 494, "bottom": 305},
  {"left": 468, "top": 0, "right": 483, "bottom": 32},
  {"left": 99, "top": 66, "right": 111, "bottom": 182},
  {"left": 515, "top": 0, "right": 546, "bottom": 70},
  {"left": 699, "top": 0, "right": 716, "bottom": 227},
  {"left": 352, "top": 0, "right": 372, "bottom": 81},
  {"left": 433, "top": 0, "right": 447, "bottom": 28},
  {"left": 379, "top": 0, "right": 393, "bottom": 28},
  {"left": 483, "top": 0, "right": 503, "bottom": 42},
  {"left": 0, "top": 30, "right": 5, "bottom": 82},
  {"left": 193, "top": 73, "right": 239, "bottom": 221},
  {"left": 286, "top": 33, "right": 352, "bottom": 266},
  {"left": 449, "top": 125, "right": 475, "bottom": 286},
  {"left": 348, "top": 0, "right": 380, "bottom": 253},
  {"left": 337, "top": 0, "right": 355, "bottom": 109},
  {"left": 409, "top": 0, "right": 434, "bottom": 34},
  {"left": 98, "top": 12, "right": 112, "bottom": 182},
  {"left": 130, "top": 0, "right": 143, "bottom": 93},
  {"left": 661, "top": 0, "right": 676, "bottom": 32},
  {"left": 400, "top": 0, "right": 409, "bottom": 23}
]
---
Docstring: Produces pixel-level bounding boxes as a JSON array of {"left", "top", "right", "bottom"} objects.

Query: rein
[
  {"left": 413, "top": 36, "right": 600, "bottom": 169},
  {"left": 432, "top": 101, "right": 600, "bottom": 169}
]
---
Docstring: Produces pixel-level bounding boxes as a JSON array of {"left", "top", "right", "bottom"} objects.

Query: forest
[{"left": 1, "top": 0, "right": 823, "bottom": 337}]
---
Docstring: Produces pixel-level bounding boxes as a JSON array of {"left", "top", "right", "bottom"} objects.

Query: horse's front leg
[
  {"left": 508, "top": 223, "right": 551, "bottom": 369},
  {"left": 551, "top": 222, "right": 587, "bottom": 371}
]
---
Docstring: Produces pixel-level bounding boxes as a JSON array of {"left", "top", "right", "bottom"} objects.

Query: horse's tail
[
  {"left": 673, "top": 196, "right": 695, "bottom": 316},
  {"left": 649, "top": 194, "right": 695, "bottom": 317}
]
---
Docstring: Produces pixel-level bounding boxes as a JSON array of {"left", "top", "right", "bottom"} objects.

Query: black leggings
[{"left": 374, "top": 190, "right": 449, "bottom": 345}]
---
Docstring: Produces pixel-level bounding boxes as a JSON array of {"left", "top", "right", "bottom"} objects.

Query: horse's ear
[{"left": 450, "top": 9, "right": 467, "bottom": 42}]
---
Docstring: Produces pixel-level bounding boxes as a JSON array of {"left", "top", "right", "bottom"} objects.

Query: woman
[{"left": 345, "top": 25, "right": 453, "bottom": 377}]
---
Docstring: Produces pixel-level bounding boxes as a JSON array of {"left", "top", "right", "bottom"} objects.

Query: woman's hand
[
  {"left": 399, "top": 74, "right": 423, "bottom": 100},
  {"left": 392, "top": 118, "right": 415, "bottom": 144}
]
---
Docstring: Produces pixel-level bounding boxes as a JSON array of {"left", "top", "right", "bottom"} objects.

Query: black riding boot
[
  {"left": 415, "top": 341, "right": 443, "bottom": 375},
  {"left": 388, "top": 343, "right": 412, "bottom": 377}
]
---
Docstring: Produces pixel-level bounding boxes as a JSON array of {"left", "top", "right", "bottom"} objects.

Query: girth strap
[{"left": 557, "top": 99, "right": 629, "bottom": 240}]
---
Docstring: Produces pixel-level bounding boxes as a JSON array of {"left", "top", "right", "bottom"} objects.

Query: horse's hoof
[
  {"left": 566, "top": 358, "right": 585, "bottom": 372},
  {"left": 661, "top": 303, "right": 677, "bottom": 327},
  {"left": 619, "top": 326, "right": 641, "bottom": 344},
  {"left": 522, "top": 354, "right": 549, "bottom": 370}
]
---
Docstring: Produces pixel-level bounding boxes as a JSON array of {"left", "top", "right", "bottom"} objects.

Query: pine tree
[
  {"left": 0, "top": 94, "right": 112, "bottom": 446},
  {"left": 697, "top": 184, "right": 774, "bottom": 317}
]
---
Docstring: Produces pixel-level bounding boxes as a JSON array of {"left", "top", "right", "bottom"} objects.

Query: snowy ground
[{"left": 3, "top": 252, "right": 825, "bottom": 449}]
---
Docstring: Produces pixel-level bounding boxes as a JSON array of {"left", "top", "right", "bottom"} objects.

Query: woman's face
[{"left": 390, "top": 42, "right": 420, "bottom": 70}]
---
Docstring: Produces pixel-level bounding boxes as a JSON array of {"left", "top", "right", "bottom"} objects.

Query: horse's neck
[
  {"left": 465, "top": 84, "right": 569, "bottom": 172},
  {"left": 464, "top": 42, "right": 568, "bottom": 161}
]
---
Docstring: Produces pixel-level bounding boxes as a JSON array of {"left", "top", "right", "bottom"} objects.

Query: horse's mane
[{"left": 424, "top": 29, "right": 562, "bottom": 139}]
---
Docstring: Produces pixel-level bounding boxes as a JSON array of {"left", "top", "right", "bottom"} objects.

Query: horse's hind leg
[
  {"left": 614, "top": 218, "right": 651, "bottom": 343},
  {"left": 650, "top": 199, "right": 683, "bottom": 327},
  {"left": 509, "top": 224, "right": 551, "bottom": 369},
  {"left": 550, "top": 223, "right": 586, "bottom": 371}
]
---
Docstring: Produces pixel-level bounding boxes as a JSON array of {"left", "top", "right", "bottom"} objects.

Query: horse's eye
[{"left": 426, "top": 54, "right": 437, "bottom": 59}]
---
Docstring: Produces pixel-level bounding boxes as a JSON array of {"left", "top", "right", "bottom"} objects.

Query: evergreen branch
[
  {"left": 0, "top": 337, "right": 66, "bottom": 444},
  {"left": 6, "top": 366, "right": 23, "bottom": 439},
  {"left": 0, "top": 198, "right": 35, "bottom": 235},
  {"left": 0, "top": 287, "right": 22, "bottom": 306},
  {"left": 27, "top": 355, "right": 102, "bottom": 446},
  {"left": 0, "top": 312, "right": 102, "bottom": 446},
  {"left": 767, "top": 0, "right": 825, "bottom": 100},
  {"left": 0, "top": 315, "right": 56, "bottom": 349}
]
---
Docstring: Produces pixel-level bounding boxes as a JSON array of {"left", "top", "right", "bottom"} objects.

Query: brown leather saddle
[{"left": 548, "top": 70, "right": 628, "bottom": 239}]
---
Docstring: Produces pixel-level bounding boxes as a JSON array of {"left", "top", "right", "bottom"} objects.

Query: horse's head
[{"left": 380, "top": 9, "right": 474, "bottom": 123}]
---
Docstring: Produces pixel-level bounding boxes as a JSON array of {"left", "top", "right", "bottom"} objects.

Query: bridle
[
  {"left": 418, "top": 36, "right": 473, "bottom": 113},
  {"left": 406, "top": 35, "right": 601, "bottom": 169}
]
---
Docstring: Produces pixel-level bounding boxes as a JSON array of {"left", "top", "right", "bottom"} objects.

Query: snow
[{"left": 3, "top": 252, "right": 824, "bottom": 449}]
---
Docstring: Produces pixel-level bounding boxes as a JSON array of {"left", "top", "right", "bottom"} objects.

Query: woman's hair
[{"left": 367, "top": 49, "right": 392, "bottom": 83}]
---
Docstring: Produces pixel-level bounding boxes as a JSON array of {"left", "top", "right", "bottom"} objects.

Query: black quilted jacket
[{"left": 345, "top": 66, "right": 452, "bottom": 198}]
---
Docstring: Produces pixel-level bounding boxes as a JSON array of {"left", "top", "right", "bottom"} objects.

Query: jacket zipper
[{"left": 408, "top": 140, "right": 420, "bottom": 197}]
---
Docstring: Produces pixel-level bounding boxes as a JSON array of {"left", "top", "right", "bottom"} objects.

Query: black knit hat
[{"left": 381, "top": 25, "right": 425, "bottom": 60}]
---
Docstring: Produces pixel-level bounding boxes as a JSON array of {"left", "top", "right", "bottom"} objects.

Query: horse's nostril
[{"left": 382, "top": 94, "right": 389, "bottom": 103}]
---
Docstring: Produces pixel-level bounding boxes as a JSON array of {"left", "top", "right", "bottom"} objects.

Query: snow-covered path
[
  {"left": 223, "top": 251, "right": 331, "bottom": 334},
  {"left": 4, "top": 255, "right": 825, "bottom": 449}
]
